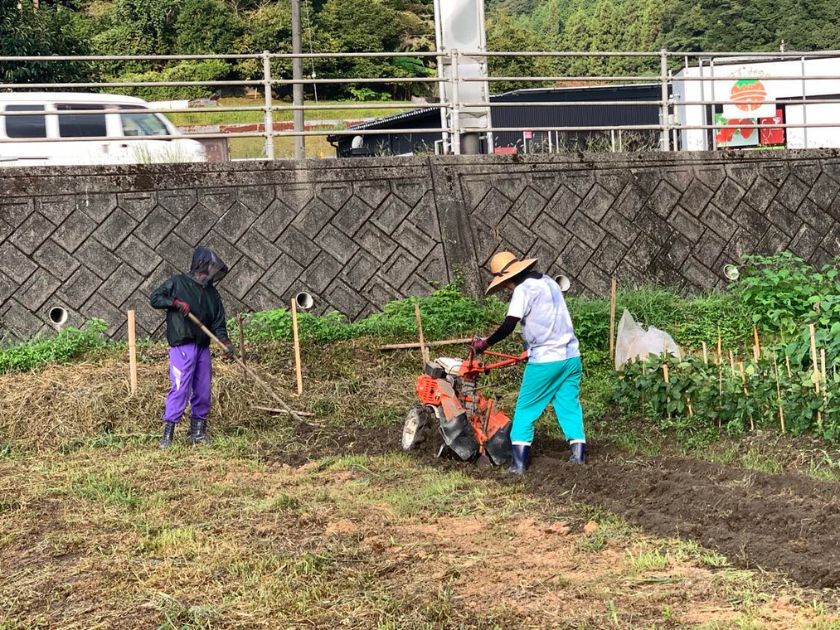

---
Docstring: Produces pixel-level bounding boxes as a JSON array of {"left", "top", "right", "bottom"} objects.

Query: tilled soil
[
  {"left": 262, "top": 423, "right": 840, "bottom": 589},
  {"left": 526, "top": 437, "right": 840, "bottom": 590}
]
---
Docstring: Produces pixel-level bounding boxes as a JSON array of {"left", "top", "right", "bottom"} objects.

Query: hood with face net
[{"left": 189, "top": 246, "right": 228, "bottom": 286}]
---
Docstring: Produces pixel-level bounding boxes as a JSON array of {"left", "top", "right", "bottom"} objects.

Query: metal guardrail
[{"left": 2, "top": 49, "right": 840, "bottom": 158}]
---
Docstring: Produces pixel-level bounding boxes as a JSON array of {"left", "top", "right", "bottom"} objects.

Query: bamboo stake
[
  {"left": 716, "top": 331, "right": 722, "bottom": 364},
  {"left": 291, "top": 298, "right": 303, "bottom": 395},
  {"left": 738, "top": 362, "right": 754, "bottom": 431},
  {"left": 127, "top": 310, "right": 137, "bottom": 396},
  {"left": 414, "top": 303, "right": 429, "bottom": 367},
  {"left": 785, "top": 353, "right": 792, "bottom": 379},
  {"left": 701, "top": 341, "right": 708, "bottom": 366},
  {"left": 379, "top": 338, "right": 472, "bottom": 351},
  {"left": 186, "top": 312, "right": 308, "bottom": 425},
  {"left": 809, "top": 324, "right": 820, "bottom": 395},
  {"left": 662, "top": 350, "right": 671, "bottom": 421},
  {"left": 609, "top": 276, "right": 617, "bottom": 362},
  {"left": 820, "top": 348, "right": 827, "bottom": 387},
  {"left": 808, "top": 323, "right": 823, "bottom": 432},
  {"left": 752, "top": 326, "right": 761, "bottom": 361},
  {"left": 237, "top": 312, "right": 246, "bottom": 374},
  {"left": 729, "top": 350, "right": 736, "bottom": 377},
  {"left": 773, "top": 357, "right": 786, "bottom": 434},
  {"left": 820, "top": 347, "right": 829, "bottom": 419}
]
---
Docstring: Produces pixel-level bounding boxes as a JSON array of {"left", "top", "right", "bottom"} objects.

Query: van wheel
[{"left": 401, "top": 406, "right": 433, "bottom": 451}]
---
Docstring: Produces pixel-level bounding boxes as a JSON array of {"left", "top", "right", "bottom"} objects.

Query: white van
[{"left": 0, "top": 92, "right": 207, "bottom": 167}]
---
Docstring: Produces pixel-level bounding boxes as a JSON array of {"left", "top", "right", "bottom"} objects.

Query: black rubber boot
[
  {"left": 569, "top": 442, "right": 586, "bottom": 464},
  {"left": 508, "top": 443, "right": 530, "bottom": 475},
  {"left": 159, "top": 422, "right": 177, "bottom": 450},
  {"left": 189, "top": 418, "right": 210, "bottom": 445}
]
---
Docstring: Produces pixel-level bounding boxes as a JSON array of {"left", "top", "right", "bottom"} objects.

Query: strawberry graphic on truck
[{"left": 730, "top": 78, "right": 768, "bottom": 112}]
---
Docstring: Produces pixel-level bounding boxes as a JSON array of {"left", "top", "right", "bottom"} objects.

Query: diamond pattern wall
[{"left": 1, "top": 153, "right": 839, "bottom": 341}]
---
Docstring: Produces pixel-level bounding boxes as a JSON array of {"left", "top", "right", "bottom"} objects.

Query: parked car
[{"left": 0, "top": 92, "right": 207, "bottom": 167}]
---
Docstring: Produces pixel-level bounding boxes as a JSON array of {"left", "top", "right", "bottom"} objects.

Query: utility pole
[{"left": 291, "top": 0, "right": 305, "bottom": 160}]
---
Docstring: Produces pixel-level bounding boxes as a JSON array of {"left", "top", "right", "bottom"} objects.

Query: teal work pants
[{"left": 510, "top": 356, "right": 585, "bottom": 445}]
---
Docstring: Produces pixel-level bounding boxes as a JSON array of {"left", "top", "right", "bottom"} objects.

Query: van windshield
[{"left": 120, "top": 108, "right": 169, "bottom": 137}]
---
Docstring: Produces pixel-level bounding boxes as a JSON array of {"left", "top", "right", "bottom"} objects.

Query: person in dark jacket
[{"left": 150, "top": 247, "right": 235, "bottom": 449}]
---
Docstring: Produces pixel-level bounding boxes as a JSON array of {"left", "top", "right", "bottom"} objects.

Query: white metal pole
[
  {"left": 262, "top": 51, "right": 275, "bottom": 160},
  {"left": 801, "top": 56, "right": 809, "bottom": 148},
  {"left": 710, "top": 58, "right": 718, "bottom": 151},
  {"left": 451, "top": 49, "right": 462, "bottom": 155},
  {"left": 660, "top": 49, "right": 670, "bottom": 151},
  {"left": 291, "top": 0, "right": 305, "bottom": 160},
  {"left": 432, "top": 0, "right": 450, "bottom": 154}
]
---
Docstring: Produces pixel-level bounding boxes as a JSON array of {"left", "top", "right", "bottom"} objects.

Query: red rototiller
[{"left": 401, "top": 348, "right": 528, "bottom": 465}]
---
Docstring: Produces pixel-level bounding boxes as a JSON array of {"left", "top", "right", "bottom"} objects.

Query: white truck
[{"left": 672, "top": 55, "right": 840, "bottom": 151}]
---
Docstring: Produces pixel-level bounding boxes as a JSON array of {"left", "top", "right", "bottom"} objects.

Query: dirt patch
[
  {"left": 523, "top": 436, "right": 840, "bottom": 589},
  {"left": 262, "top": 426, "right": 840, "bottom": 589}
]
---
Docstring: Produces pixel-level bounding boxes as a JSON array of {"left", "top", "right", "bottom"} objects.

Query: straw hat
[{"left": 485, "top": 251, "right": 537, "bottom": 295}]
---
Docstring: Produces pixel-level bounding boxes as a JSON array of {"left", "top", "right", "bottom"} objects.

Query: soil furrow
[{"left": 263, "top": 424, "right": 840, "bottom": 588}]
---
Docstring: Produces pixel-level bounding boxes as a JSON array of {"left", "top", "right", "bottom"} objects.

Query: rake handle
[{"left": 186, "top": 312, "right": 307, "bottom": 425}]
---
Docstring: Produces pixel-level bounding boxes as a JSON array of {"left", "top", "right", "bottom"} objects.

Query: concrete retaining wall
[{"left": 1, "top": 151, "right": 838, "bottom": 340}]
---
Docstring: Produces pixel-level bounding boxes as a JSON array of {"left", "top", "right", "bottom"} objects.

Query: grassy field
[
  {"left": 2, "top": 429, "right": 837, "bottom": 628},
  {"left": 2, "top": 280, "right": 839, "bottom": 627},
  {"left": 228, "top": 133, "right": 336, "bottom": 160},
  {"left": 163, "top": 97, "right": 413, "bottom": 159},
  {"left": 166, "top": 97, "right": 413, "bottom": 127}
]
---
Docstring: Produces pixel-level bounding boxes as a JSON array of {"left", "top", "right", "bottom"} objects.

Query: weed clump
[
  {"left": 0, "top": 320, "right": 108, "bottom": 375},
  {"left": 242, "top": 284, "right": 508, "bottom": 344}
]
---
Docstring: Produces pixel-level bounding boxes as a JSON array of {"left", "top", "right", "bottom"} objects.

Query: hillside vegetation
[{"left": 4, "top": 0, "right": 840, "bottom": 99}]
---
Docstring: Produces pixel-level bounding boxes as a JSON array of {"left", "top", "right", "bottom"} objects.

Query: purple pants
[{"left": 163, "top": 343, "right": 212, "bottom": 424}]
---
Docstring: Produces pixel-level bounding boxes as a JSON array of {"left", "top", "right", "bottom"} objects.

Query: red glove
[
  {"left": 172, "top": 299, "right": 190, "bottom": 316},
  {"left": 470, "top": 336, "right": 489, "bottom": 355}
]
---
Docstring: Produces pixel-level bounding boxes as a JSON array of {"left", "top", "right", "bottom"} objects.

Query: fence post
[
  {"left": 660, "top": 49, "right": 670, "bottom": 152},
  {"left": 451, "top": 50, "right": 462, "bottom": 155},
  {"left": 262, "top": 51, "right": 275, "bottom": 161},
  {"left": 291, "top": 0, "right": 306, "bottom": 160},
  {"left": 801, "top": 55, "right": 809, "bottom": 148}
]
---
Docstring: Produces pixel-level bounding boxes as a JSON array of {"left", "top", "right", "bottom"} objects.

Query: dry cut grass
[{"left": 0, "top": 339, "right": 420, "bottom": 452}]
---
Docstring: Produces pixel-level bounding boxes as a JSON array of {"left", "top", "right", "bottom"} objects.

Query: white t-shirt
[{"left": 507, "top": 274, "right": 580, "bottom": 363}]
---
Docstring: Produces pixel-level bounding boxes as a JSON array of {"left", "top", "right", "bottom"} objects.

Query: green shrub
[
  {"left": 0, "top": 320, "right": 108, "bottom": 375},
  {"left": 241, "top": 284, "right": 508, "bottom": 344},
  {"left": 111, "top": 59, "right": 230, "bottom": 101},
  {"left": 733, "top": 252, "right": 840, "bottom": 335}
]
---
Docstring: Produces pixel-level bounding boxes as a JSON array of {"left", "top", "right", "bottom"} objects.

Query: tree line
[{"left": 3, "top": 0, "right": 839, "bottom": 99}]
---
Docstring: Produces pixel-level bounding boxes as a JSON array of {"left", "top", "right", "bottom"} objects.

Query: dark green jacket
[{"left": 150, "top": 247, "right": 230, "bottom": 347}]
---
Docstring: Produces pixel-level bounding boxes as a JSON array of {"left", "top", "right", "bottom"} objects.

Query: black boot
[
  {"left": 159, "top": 422, "right": 177, "bottom": 450},
  {"left": 189, "top": 418, "right": 209, "bottom": 445},
  {"left": 569, "top": 442, "right": 586, "bottom": 464},
  {"left": 508, "top": 443, "right": 530, "bottom": 475}
]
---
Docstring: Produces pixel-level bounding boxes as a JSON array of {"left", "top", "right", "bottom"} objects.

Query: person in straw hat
[{"left": 470, "top": 251, "right": 586, "bottom": 473}]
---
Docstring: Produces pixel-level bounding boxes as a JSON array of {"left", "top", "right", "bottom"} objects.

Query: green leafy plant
[
  {"left": 239, "top": 284, "right": 508, "bottom": 345},
  {"left": 614, "top": 347, "right": 837, "bottom": 444},
  {"left": 0, "top": 320, "right": 108, "bottom": 375},
  {"left": 733, "top": 252, "right": 840, "bottom": 336},
  {"left": 348, "top": 87, "right": 391, "bottom": 102}
]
